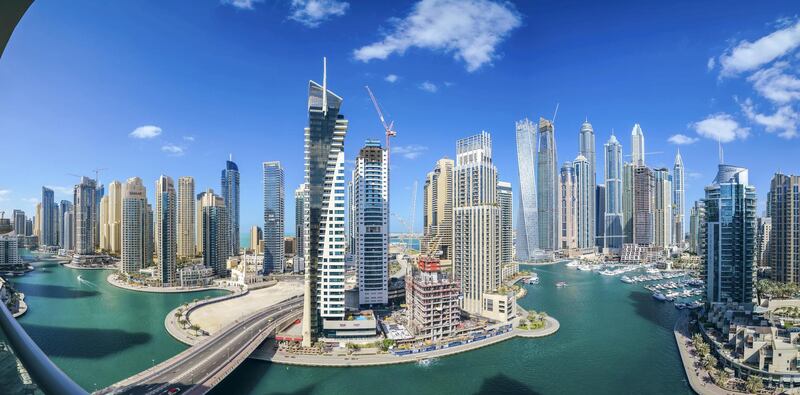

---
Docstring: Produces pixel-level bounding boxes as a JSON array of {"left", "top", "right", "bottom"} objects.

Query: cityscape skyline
[{"left": 2, "top": 1, "right": 800, "bottom": 237}]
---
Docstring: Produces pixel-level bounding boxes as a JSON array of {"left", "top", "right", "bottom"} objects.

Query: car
[{"left": 166, "top": 388, "right": 181, "bottom": 394}]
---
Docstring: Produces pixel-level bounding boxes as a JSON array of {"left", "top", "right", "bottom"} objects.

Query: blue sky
[{"left": 1, "top": 0, "right": 799, "bottom": 240}]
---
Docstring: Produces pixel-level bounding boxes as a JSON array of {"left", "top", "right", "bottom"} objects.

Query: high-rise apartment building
[
  {"left": 58, "top": 200, "right": 72, "bottom": 249},
  {"left": 94, "top": 183, "right": 104, "bottom": 249},
  {"left": 177, "top": 176, "right": 195, "bottom": 259},
  {"left": 579, "top": 120, "right": 596, "bottom": 252},
  {"left": 74, "top": 177, "right": 97, "bottom": 255},
  {"left": 756, "top": 216, "right": 771, "bottom": 268},
  {"left": 12, "top": 210, "right": 25, "bottom": 236},
  {"left": 99, "top": 180, "right": 122, "bottom": 254},
  {"left": 200, "top": 189, "right": 230, "bottom": 276},
  {"left": 537, "top": 117, "right": 560, "bottom": 251},
  {"left": 768, "top": 174, "right": 800, "bottom": 283},
  {"left": 121, "top": 177, "right": 149, "bottom": 275},
  {"left": 689, "top": 200, "right": 705, "bottom": 254},
  {"left": 250, "top": 225, "right": 263, "bottom": 254},
  {"left": 673, "top": 150, "right": 685, "bottom": 247},
  {"left": 498, "top": 181, "right": 513, "bottom": 263},
  {"left": 263, "top": 161, "right": 285, "bottom": 275},
  {"left": 622, "top": 162, "right": 635, "bottom": 244},
  {"left": 603, "top": 133, "right": 624, "bottom": 251},
  {"left": 633, "top": 166, "right": 654, "bottom": 246},
  {"left": 195, "top": 190, "right": 208, "bottom": 256},
  {"left": 221, "top": 157, "right": 240, "bottom": 256},
  {"left": 515, "top": 118, "right": 539, "bottom": 260},
  {"left": 596, "top": 185, "right": 606, "bottom": 249},
  {"left": 351, "top": 141, "right": 389, "bottom": 305},
  {"left": 559, "top": 162, "right": 576, "bottom": 250},
  {"left": 422, "top": 158, "right": 454, "bottom": 261},
  {"left": 301, "top": 60, "right": 348, "bottom": 346},
  {"left": 155, "top": 175, "right": 177, "bottom": 286},
  {"left": 62, "top": 209, "right": 74, "bottom": 252},
  {"left": 33, "top": 203, "right": 41, "bottom": 238},
  {"left": 453, "top": 132, "right": 501, "bottom": 316},
  {"left": 574, "top": 155, "right": 592, "bottom": 249},
  {"left": 405, "top": 257, "right": 460, "bottom": 341},
  {"left": 294, "top": 185, "right": 305, "bottom": 259},
  {"left": 703, "top": 164, "right": 757, "bottom": 303},
  {"left": 41, "top": 187, "right": 56, "bottom": 246},
  {"left": 653, "top": 168, "right": 673, "bottom": 250},
  {"left": 631, "top": 123, "right": 645, "bottom": 166}
]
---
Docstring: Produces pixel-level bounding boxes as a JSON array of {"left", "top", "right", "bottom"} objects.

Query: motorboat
[
  {"left": 620, "top": 276, "right": 634, "bottom": 284},
  {"left": 652, "top": 292, "right": 667, "bottom": 301},
  {"left": 556, "top": 281, "right": 568, "bottom": 288}
]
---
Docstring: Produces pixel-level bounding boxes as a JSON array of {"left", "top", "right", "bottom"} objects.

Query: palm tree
[
  {"left": 190, "top": 324, "right": 200, "bottom": 335},
  {"left": 179, "top": 319, "right": 187, "bottom": 329},
  {"left": 745, "top": 375, "right": 763, "bottom": 394}
]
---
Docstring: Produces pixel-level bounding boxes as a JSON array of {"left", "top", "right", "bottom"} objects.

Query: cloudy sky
[{"left": 0, "top": 0, "right": 798, "bottom": 240}]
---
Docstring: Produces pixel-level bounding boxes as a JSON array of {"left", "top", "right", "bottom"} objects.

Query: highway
[{"left": 97, "top": 295, "right": 303, "bottom": 395}]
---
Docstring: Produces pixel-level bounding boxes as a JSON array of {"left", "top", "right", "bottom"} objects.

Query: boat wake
[
  {"left": 76, "top": 275, "right": 98, "bottom": 288},
  {"left": 417, "top": 357, "right": 438, "bottom": 368}
]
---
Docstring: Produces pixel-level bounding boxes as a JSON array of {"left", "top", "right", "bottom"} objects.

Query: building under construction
[{"left": 405, "top": 256, "right": 460, "bottom": 341}]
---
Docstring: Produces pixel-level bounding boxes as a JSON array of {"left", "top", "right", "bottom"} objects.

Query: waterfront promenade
[
  {"left": 250, "top": 316, "right": 559, "bottom": 367},
  {"left": 107, "top": 273, "right": 236, "bottom": 294}
]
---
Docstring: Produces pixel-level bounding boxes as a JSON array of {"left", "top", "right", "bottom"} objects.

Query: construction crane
[
  {"left": 365, "top": 86, "right": 397, "bottom": 162},
  {"left": 93, "top": 168, "right": 108, "bottom": 184}
]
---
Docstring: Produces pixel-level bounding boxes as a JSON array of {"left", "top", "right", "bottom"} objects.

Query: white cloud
[
  {"left": 418, "top": 81, "right": 437, "bottom": 93},
  {"left": 690, "top": 113, "right": 750, "bottom": 143},
  {"left": 741, "top": 98, "right": 799, "bottom": 139},
  {"left": 706, "top": 57, "right": 716, "bottom": 71},
  {"left": 353, "top": 0, "right": 522, "bottom": 72},
  {"left": 183, "top": 136, "right": 196, "bottom": 142},
  {"left": 667, "top": 134, "right": 699, "bottom": 145},
  {"left": 0, "top": 189, "right": 9, "bottom": 201},
  {"left": 129, "top": 125, "right": 162, "bottom": 139},
  {"left": 747, "top": 61, "right": 800, "bottom": 104},
  {"left": 718, "top": 19, "right": 800, "bottom": 76},
  {"left": 221, "top": 0, "right": 263, "bottom": 10},
  {"left": 289, "top": 0, "right": 349, "bottom": 27},
  {"left": 385, "top": 74, "right": 399, "bottom": 83},
  {"left": 392, "top": 145, "right": 428, "bottom": 159},
  {"left": 161, "top": 144, "right": 185, "bottom": 156}
]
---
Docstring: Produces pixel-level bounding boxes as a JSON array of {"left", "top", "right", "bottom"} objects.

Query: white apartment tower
[{"left": 121, "top": 177, "right": 149, "bottom": 275}]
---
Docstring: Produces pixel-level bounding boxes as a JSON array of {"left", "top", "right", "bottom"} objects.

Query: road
[{"left": 98, "top": 296, "right": 303, "bottom": 395}]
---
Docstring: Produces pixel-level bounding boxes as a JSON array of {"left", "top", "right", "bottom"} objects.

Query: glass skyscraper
[
  {"left": 514, "top": 118, "right": 538, "bottom": 260},
  {"left": 574, "top": 155, "right": 592, "bottom": 249},
  {"left": 221, "top": 156, "right": 240, "bottom": 257},
  {"left": 200, "top": 189, "right": 230, "bottom": 276},
  {"left": 536, "top": 117, "right": 559, "bottom": 251},
  {"left": 673, "top": 150, "right": 685, "bottom": 246},
  {"left": 603, "top": 133, "right": 623, "bottom": 250},
  {"left": 263, "top": 161, "right": 285, "bottom": 274},
  {"left": 41, "top": 186, "right": 56, "bottom": 246},
  {"left": 579, "top": 120, "right": 596, "bottom": 250},
  {"left": 73, "top": 177, "right": 97, "bottom": 255}
]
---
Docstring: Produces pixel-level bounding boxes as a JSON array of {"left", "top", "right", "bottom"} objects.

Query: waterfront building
[
  {"left": 422, "top": 158, "right": 454, "bottom": 261},
  {"left": 221, "top": 156, "right": 241, "bottom": 256},
  {"left": 62, "top": 208, "right": 74, "bottom": 251},
  {"left": 596, "top": 185, "right": 606, "bottom": 249},
  {"left": 673, "top": 150, "right": 685, "bottom": 247},
  {"left": 537, "top": 117, "right": 560, "bottom": 251},
  {"left": 155, "top": 175, "right": 177, "bottom": 286},
  {"left": 498, "top": 181, "right": 513, "bottom": 263},
  {"left": 689, "top": 200, "right": 705, "bottom": 254},
  {"left": 653, "top": 168, "right": 673, "bottom": 250},
  {"left": 631, "top": 123, "right": 645, "bottom": 166},
  {"left": 768, "top": 174, "right": 800, "bottom": 283},
  {"left": 702, "top": 164, "right": 757, "bottom": 303},
  {"left": 25, "top": 218, "right": 32, "bottom": 236},
  {"left": 33, "top": 202, "right": 41, "bottom": 238},
  {"left": 405, "top": 256, "right": 460, "bottom": 341},
  {"left": 301, "top": 59, "right": 349, "bottom": 346},
  {"left": 351, "top": 140, "right": 389, "bottom": 305},
  {"left": 195, "top": 190, "right": 208, "bottom": 256},
  {"left": 633, "top": 166, "right": 654, "bottom": 246},
  {"left": 73, "top": 177, "right": 97, "bottom": 255},
  {"left": 100, "top": 195, "right": 109, "bottom": 250},
  {"left": 12, "top": 210, "right": 25, "bottom": 237},
  {"left": 177, "top": 264, "right": 215, "bottom": 288},
  {"left": 249, "top": 225, "right": 263, "bottom": 254},
  {"left": 200, "top": 189, "right": 230, "bottom": 277},
  {"left": 57, "top": 200, "right": 72, "bottom": 249},
  {"left": 515, "top": 118, "right": 539, "bottom": 260},
  {"left": 453, "top": 131, "right": 502, "bottom": 316},
  {"left": 263, "top": 161, "right": 285, "bottom": 275},
  {"left": 579, "top": 120, "right": 596, "bottom": 252},
  {"left": 144, "top": 202, "right": 154, "bottom": 268},
  {"left": 622, "top": 162, "right": 635, "bottom": 243},
  {"left": 177, "top": 176, "right": 195, "bottom": 259},
  {"left": 41, "top": 186, "right": 56, "bottom": 246},
  {"left": 294, "top": 184, "right": 305, "bottom": 259},
  {"left": 603, "top": 133, "right": 624, "bottom": 251},
  {"left": 99, "top": 180, "right": 121, "bottom": 254},
  {"left": 121, "top": 177, "right": 149, "bottom": 275},
  {"left": 0, "top": 218, "right": 21, "bottom": 269},
  {"left": 94, "top": 183, "right": 104, "bottom": 249},
  {"left": 574, "top": 155, "right": 592, "bottom": 249},
  {"left": 559, "top": 162, "right": 576, "bottom": 250},
  {"left": 756, "top": 216, "right": 772, "bottom": 268}
]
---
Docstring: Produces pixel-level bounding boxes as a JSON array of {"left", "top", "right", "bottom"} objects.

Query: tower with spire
[{"left": 672, "top": 149, "right": 685, "bottom": 247}]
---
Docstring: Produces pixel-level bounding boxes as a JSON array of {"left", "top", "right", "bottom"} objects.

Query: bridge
[{"left": 97, "top": 295, "right": 303, "bottom": 395}]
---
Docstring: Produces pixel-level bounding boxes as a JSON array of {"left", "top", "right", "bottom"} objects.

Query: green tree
[
  {"left": 190, "top": 324, "right": 200, "bottom": 335},
  {"left": 745, "top": 375, "right": 763, "bottom": 394}
]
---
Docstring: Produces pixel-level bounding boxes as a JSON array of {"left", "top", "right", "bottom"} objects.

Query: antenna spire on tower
[
  {"left": 718, "top": 140, "right": 724, "bottom": 164},
  {"left": 322, "top": 57, "right": 328, "bottom": 116}
]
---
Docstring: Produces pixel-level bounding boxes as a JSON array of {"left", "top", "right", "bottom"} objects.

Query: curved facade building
[
  {"left": 515, "top": 118, "right": 538, "bottom": 260},
  {"left": 574, "top": 154, "right": 592, "bottom": 249},
  {"left": 604, "top": 134, "right": 624, "bottom": 250},
  {"left": 537, "top": 117, "right": 559, "bottom": 251},
  {"left": 579, "top": 121, "right": 596, "bottom": 249}
]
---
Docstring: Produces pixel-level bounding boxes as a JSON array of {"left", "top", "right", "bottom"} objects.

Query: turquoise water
[
  {"left": 209, "top": 263, "right": 693, "bottom": 394},
  {"left": 6, "top": 257, "right": 226, "bottom": 391}
]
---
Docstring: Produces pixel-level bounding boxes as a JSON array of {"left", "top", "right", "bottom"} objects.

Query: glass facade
[
  {"left": 515, "top": 118, "right": 538, "bottom": 260},
  {"left": 262, "top": 162, "right": 285, "bottom": 274}
]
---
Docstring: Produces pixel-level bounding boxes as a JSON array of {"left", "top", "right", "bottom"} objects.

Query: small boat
[
  {"left": 556, "top": 281, "right": 567, "bottom": 288},
  {"left": 620, "top": 276, "right": 634, "bottom": 284},
  {"left": 652, "top": 292, "right": 667, "bottom": 301},
  {"left": 566, "top": 260, "right": 580, "bottom": 268}
]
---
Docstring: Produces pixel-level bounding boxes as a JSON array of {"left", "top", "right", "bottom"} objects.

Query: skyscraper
[
  {"left": 294, "top": 184, "right": 305, "bottom": 260},
  {"left": 99, "top": 180, "right": 122, "bottom": 254},
  {"left": 200, "top": 189, "right": 230, "bottom": 276},
  {"left": 673, "top": 150, "right": 685, "bottom": 247},
  {"left": 559, "top": 162, "right": 576, "bottom": 250},
  {"left": 768, "top": 173, "right": 800, "bottom": 283},
  {"left": 631, "top": 123, "right": 645, "bottom": 166},
  {"left": 195, "top": 190, "right": 208, "bottom": 256},
  {"left": 756, "top": 216, "right": 771, "bottom": 268},
  {"left": 596, "top": 185, "right": 606, "bottom": 249},
  {"left": 703, "top": 164, "right": 756, "bottom": 303},
  {"left": 12, "top": 210, "right": 25, "bottom": 236},
  {"left": 57, "top": 200, "right": 72, "bottom": 248},
  {"left": 422, "top": 158, "right": 454, "bottom": 261},
  {"left": 250, "top": 225, "right": 263, "bottom": 254},
  {"left": 41, "top": 186, "right": 56, "bottom": 246},
  {"left": 121, "top": 177, "right": 149, "bottom": 275},
  {"left": 301, "top": 59, "right": 348, "bottom": 346},
  {"left": 653, "top": 168, "right": 673, "bottom": 250},
  {"left": 453, "top": 132, "right": 501, "bottom": 316},
  {"left": 622, "top": 162, "right": 635, "bottom": 244},
  {"left": 94, "top": 183, "right": 104, "bottom": 249},
  {"left": 537, "top": 117, "right": 559, "bottom": 251},
  {"left": 574, "top": 155, "right": 592, "bottom": 249},
  {"left": 73, "top": 177, "right": 97, "bottom": 255},
  {"left": 579, "top": 120, "right": 596, "bottom": 250},
  {"left": 351, "top": 140, "right": 389, "bottom": 305},
  {"left": 633, "top": 166, "right": 654, "bottom": 246},
  {"left": 515, "top": 118, "right": 539, "bottom": 260},
  {"left": 177, "top": 176, "right": 195, "bottom": 259},
  {"left": 689, "top": 200, "right": 705, "bottom": 254},
  {"left": 63, "top": 209, "right": 74, "bottom": 252},
  {"left": 603, "top": 133, "right": 624, "bottom": 251},
  {"left": 155, "top": 175, "right": 177, "bottom": 286},
  {"left": 263, "top": 161, "right": 285, "bottom": 275},
  {"left": 33, "top": 203, "right": 41, "bottom": 239},
  {"left": 100, "top": 195, "right": 109, "bottom": 250},
  {"left": 498, "top": 181, "right": 513, "bottom": 264},
  {"left": 221, "top": 156, "right": 240, "bottom": 256}
]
